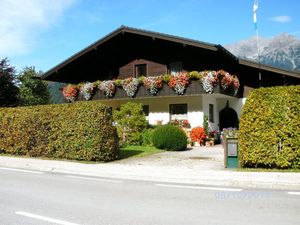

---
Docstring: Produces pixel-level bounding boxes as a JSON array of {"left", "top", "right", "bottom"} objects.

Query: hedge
[
  {"left": 239, "top": 85, "right": 300, "bottom": 169},
  {"left": 0, "top": 101, "right": 119, "bottom": 161}
]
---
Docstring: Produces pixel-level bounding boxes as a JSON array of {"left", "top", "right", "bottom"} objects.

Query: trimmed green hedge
[
  {"left": 152, "top": 125, "right": 187, "bottom": 151},
  {"left": 239, "top": 86, "right": 300, "bottom": 169},
  {"left": 0, "top": 101, "right": 119, "bottom": 161}
]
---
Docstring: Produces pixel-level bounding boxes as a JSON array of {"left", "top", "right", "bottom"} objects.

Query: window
[
  {"left": 209, "top": 104, "right": 214, "bottom": 122},
  {"left": 108, "top": 107, "right": 113, "bottom": 115},
  {"left": 142, "top": 105, "right": 149, "bottom": 117},
  {"left": 170, "top": 104, "right": 187, "bottom": 120},
  {"left": 135, "top": 64, "right": 147, "bottom": 77},
  {"left": 169, "top": 61, "right": 183, "bottom": 75},
  {"left": 142, "top": 105, "right": 149, "bottom": 120}
]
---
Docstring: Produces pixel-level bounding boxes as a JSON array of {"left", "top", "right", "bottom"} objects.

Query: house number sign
[{"left": 228, "top": 143, "right": 238, "bottom": 157}]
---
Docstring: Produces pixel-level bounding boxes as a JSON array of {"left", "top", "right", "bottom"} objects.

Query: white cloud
[
  {"left": 270, "top": 15, "right": 292, "bottom": 23},
  {"left": 0, "top": 0, "right": 76, "bottom": 57}
]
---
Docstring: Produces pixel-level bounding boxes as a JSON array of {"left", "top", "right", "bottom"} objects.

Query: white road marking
[
  {"left": 0, "top": 167, "right": 43, "bottom": 174},
  {"left": 15, "top": 211, "right": 80, "bottom": 225},
  {"left": 156, "top": 183, "right": 243, "bottom": 192},
  {"left": 65, "top": 175, "right": 122, "bottom": 183},
  {"left": 287, "top": 191, "right": 300, "bottom": 196}
]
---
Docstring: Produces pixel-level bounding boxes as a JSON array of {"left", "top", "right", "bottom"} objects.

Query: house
[{"left": 41, "top": 26, "right": 300, "bottom": 130}]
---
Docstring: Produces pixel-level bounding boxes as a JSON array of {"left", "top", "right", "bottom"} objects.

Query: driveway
[{"left": 117, "top": 144, "right": 225, "bottom": 171}]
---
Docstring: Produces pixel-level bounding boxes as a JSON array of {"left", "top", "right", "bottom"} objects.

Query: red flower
[
  {"left": 190, "top": 127, "right": 206, "bottom": 144},
  {"left": 63, "top": 85, "right": 78, "bottom": 98},
  {"left": 62, "top": 84, "right": 78, "bottom": 102}
]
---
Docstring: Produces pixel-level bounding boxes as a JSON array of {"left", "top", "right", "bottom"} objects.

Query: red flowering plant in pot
[
  {"left": 190, "top": 127, "right": 206, "bottom": 145},
  {"left": 62, "top": 84, "right": 78, "bottom": 102},
  {"left": 168, "top": 72, "right": 189, "bottom": 95}
]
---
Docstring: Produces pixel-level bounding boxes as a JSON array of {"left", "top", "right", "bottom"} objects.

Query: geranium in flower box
[
  {"left": 201, "top": 71, "right": 218, "bottom": 94},
  {"left": 80, "top": 82, "right": 95, "bottom": 100},
  {"left": 99, "top": 80, "right": 116, "bottom": 97},
  {"left": 168, "top": 73, "right": 189, "bottom": 95},
  {"left": 143, "top": 76, "right": 163, "bottom": 95},
  {"left": 62, "top": 84, "right": 78, "bottom": 103},
  {"left": 122, "top": 77, "right": 140, "bottom": 97}
]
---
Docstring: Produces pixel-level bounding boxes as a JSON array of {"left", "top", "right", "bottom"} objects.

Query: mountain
[{"left": 225, "top": 33, "right": 300, "bottom": 71}]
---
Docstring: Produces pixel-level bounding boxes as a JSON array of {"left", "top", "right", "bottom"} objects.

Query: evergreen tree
[
  {"left": 0, "top": 58, "right": 19, "bottom": 107},
  {"left": 18, "top": 67, "right": 50, "bottom": 106}
]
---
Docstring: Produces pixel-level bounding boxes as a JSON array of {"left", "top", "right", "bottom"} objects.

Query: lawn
[{"left": 119, "top": 145, "right": 163, "bottom": 160}]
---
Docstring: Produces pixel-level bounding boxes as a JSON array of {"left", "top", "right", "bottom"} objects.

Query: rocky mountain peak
[{"left": 225, "top": 34, "right": 300, "bottom": 71}]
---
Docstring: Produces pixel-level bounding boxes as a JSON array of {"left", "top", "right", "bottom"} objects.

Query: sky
[{"left": 0, "top": 0, "right": 299, "bottom": 73}]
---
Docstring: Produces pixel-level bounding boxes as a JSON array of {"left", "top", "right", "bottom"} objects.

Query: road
[{"left": 0, "top": 167, "right": 299, "bottom": 225}]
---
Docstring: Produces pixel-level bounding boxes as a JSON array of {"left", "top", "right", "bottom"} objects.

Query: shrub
[
  {"left": 142, "top": 128, "right": 155, "bottom": 146},
  {"left": 190, "top": 127, "right": 206, "bottom": 144},
  {"left": 0, "top": 101, "right": 119, "bottom": 161},
  {"left": 239, "top": 86, "right": 300, "bottom": 169},
  {"left": 113, "top": 102, "right": 148, "bottom": 145},
  {"left": 152, "top": 125, "right": 187, "bottom": 151}
]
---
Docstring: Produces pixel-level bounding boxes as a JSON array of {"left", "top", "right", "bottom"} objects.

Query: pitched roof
[
  {"left": 41, "top": 26, "right": 219, "bottom": 80},
  {"left": 41, "top": 25, "right": 300, "bottom": 80}
]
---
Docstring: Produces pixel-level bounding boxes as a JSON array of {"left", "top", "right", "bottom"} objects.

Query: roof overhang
[{"left": 239, "top": 59, "right": 300, "bottom": 79}]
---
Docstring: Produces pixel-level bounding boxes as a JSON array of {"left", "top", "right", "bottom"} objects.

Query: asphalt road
[{"left": 0, "top": 167, "right": 299, "bottom": 225}]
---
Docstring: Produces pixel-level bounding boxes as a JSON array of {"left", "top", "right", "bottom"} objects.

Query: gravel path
[{"left": 117, "top": 144, "right": 225, "bottom": 171}]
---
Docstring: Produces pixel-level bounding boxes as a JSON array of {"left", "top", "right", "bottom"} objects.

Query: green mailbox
[{"left": 225, "top": 138, "right": 239, "bottom": 168}]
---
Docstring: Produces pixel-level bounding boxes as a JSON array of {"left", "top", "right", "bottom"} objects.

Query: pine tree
[{"left": 0, "top": 58, "right": 19, "bottom": 107}]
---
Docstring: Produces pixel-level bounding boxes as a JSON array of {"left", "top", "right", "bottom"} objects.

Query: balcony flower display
[
  {"left": 168, "top": 73, "right": 189, "bottom": 95},
  {"left": 61, "top": 70, "right": 240, "bottom": 102},
  {"left": 143, "top": 76, "right": 163, "bottom": 95},
  {"left": 217, "top": 70, "right": 240, "bottom": 96},
  {"left": 202, "top": 71, "right": 218, "bottom": 94},
  {"left": 122, "top": 77, "right": 140, "bottom": 97},
  {"left": 62, "top": 84, "right": 78, "bottom": 102},
  {"left": 80, "top": 82, "right": 94, "bottom": 100},
  {"left": 98, "top": 80, "right": 116, "bottom": 97}
]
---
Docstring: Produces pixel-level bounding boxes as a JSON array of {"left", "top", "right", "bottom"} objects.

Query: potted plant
[{"left": 190, "top": 126, "right": 206, "bottom": 146}]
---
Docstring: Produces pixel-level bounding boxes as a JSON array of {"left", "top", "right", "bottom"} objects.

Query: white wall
[
  {"left": 99, "top": 94, "right": 246, "bottom": 130},
  {"left": 99, "top": 96, "right": 203, "bottom": 128},
  {"left": 202, "top": 95, "right": 218, "bottom": 131}
]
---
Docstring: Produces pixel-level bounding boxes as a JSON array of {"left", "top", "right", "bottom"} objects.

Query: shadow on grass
[{"left": 119, "top": 149, "right": 144, "bottom": 160}]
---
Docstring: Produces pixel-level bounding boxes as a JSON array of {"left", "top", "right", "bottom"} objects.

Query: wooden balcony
[{"left": 77, "top": 80, "right": 238, "bottom": 101}]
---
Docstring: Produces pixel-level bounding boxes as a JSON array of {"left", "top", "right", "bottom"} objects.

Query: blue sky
[{"left": 0, "top": 0, "right": 299, "bottom": 73}]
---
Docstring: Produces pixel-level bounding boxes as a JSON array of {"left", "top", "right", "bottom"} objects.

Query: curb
[{"left": 1, "top": 156, "right": 300, "bottom": 191}]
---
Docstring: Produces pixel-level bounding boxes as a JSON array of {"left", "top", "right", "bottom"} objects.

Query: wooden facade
[
  {"left": 42, "top": 26, "right": 300, "bottom": 98},
  {"left": 119, "top": 59, "right": 167, "bottom": 78}
]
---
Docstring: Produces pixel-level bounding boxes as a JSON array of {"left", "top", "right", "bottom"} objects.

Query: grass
[
  {"left": 0, "top": 145, "right": 163, "bottom": 163},
  {"left": 119, "top": 145, "right": 163, "bottom": 160}
]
